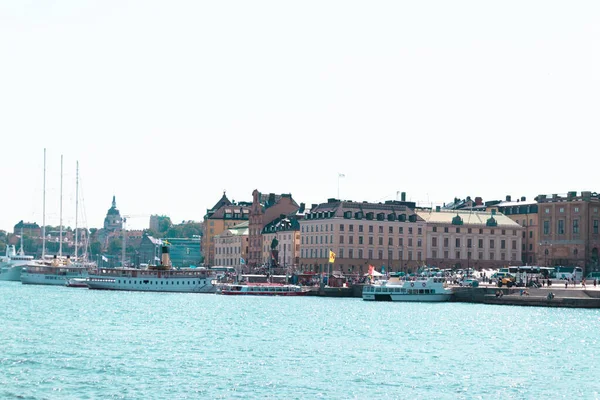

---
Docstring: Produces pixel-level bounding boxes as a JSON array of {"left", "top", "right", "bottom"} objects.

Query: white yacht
[
  {"left": 87, "top": 245, "right": 217, "bottom": 293},
  {"left": 0, "top": 245, "right": 36, "bottom": 281},
  {"left": 20, "top": 255, "right": 94, "bottom": 286},
  {"left": 362, "top": 276, "right": 453, "bottom": 302}
]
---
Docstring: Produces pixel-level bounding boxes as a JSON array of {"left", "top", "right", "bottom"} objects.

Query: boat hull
[
  {"left": 221, "top": 291, "right": 308, "bottom": 296},
  {"left": 87, "top": 276, "right": 216, "bottom": 293},
  {"left": 0, "top": 266, "right": 23, "bottom": 281},
  {"left": 363, "top": 293, "right": 452, "bottom": 302},
  {"left": 21, "top": 273, "right": 82, "bottom": 285}
]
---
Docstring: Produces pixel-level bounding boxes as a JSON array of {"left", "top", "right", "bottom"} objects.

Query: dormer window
[
  {"left": 377, "top": 213, "right": 385, "bottom": 221},
  {"left": 366, "top": 212, "right": 374, "bottom": 220},
  {"left": 387, "top": 214, "right": 396, "bottom": 221}
]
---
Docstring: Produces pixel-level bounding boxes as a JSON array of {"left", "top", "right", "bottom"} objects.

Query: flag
[
  {"left": 240, "top": 257, "right": 246, "bottom": 265},
  {"left": 381, "top": 265, "right": 386, "bottom": 274},
  {"left": 338, "top": 173, "right": 345, "bottom": 178},
  {"left": 101, "top": 255, "right": 108, "bottom": 262},
  {"left": 329, "top": 250, "right": 336, "bottom": 263},
  {"left": 155, "top": 256, "right": 160, "bottom": 261}
]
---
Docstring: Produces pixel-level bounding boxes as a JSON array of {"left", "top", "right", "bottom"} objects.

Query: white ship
[
  {"left": 20, "top": 255, "right": 93, "bottom": 286},
  {"left": 87, "top": 245, "right": 216, "bottom": 293},
  {"left": 0, "top": 245, "right": 36, "bottom": 281},
  {"left": 362, "top": 276, "right": 453, "bottom": 302}
]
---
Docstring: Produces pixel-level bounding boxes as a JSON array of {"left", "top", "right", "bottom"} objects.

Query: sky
[{"left": 1, "top": 1, "right": 598, "bottom": 232}]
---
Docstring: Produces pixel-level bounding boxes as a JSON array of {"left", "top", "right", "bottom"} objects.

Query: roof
[
  {"left": 493, "top": 200, "right": 537, "bottom": 207},
  {"left": 306, "top": 199, "right": 422, "bottom": 221},
  {"left": 416, "top": 210, "right": 521, "bottom": 228}
]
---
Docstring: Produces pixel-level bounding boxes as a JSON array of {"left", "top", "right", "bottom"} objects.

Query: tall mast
[
  {"left": 42, "top": 148, "right": 46, "bottom": 258},
  {"left": 59, "top": 154, "right": 63, "bottom": 257},
  {"left": 74, "top": 161, "right": 79, "bottom": 260}
]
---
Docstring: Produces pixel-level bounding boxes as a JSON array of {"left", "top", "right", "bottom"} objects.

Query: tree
[
  {"left": 108, "top": 238, "right": 122, "bottom": 255},
  {"left": 158, "top": 216, "right": 172, "bottom": 234},
  {"left": 90, "top": 241, "right": 102, "bottom": 256}
]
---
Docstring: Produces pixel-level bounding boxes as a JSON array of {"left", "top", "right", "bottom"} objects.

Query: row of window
[
  {"left": 301, "top": 247, "right": 518, "bottom": 262},
  {"left": 431, "top": 238, "right": 518, "bottom": 250},
  {"left": 543, "top": 219, "right": 599, "bottom": 235}
]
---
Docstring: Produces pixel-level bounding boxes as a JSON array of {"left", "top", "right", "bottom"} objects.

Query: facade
[
  {"left": 299, "top": 198, "right": 422, "bottom": 275},
  {"left": 103, "top": 196, "right": 123, "bottom": 231},
  {"left": 536, "top": 191, "right": 600, "bottom": 272},
  {"left": 149, "top": 215, "right": 160, "bottom": 232},
  {"left": 418, "top": 209, "right": 524, "bottom": 270},
  {"left": 213, "top": 221, "right": 249, "bottom": 268},
  {"left": 139, "top": 234, "right": 162, "bottom": 265},
  {"left": 488, "top": 196, "right": 538, "bottom": 265},
  {"left": 202, "top": 192, "right": 251, "bottom": 266},
  {"left": 261, "top": 216, "right": 301, "bottom": 269},
  {"left": 13, "top": 220, "right": 41, "bottom": 237},
  {"left": 248, "top": 190, "right": 300, "bottom": 268},
  {"left": 162, "top": 237, "right": 202, "bottom": 267}
]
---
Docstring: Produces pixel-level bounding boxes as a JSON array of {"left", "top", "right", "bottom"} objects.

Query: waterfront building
[
  {"left": 261, "top": 215, "right": 301, "bottom": 269},
  {"left": 417, "top": 208, "right": 524, "bottom": 270},
  {"left": 103, "top": 196, "right": 123, "bottom": 231},
  {"left": 488, "top": 195, "right": 538, "bottom": 265},
  {"left": 139, "top": 234, "right": 162, "bottom": 265},
  {"left": 535, "top": 191, "right": 600, "bottom": 272},
  {"left": 299, "top": 197, "right": 423, "bottom": 275},
  {"left": 213, "top": 221, "right": 249, "bottom": 268},
  {"left": 149, "top": 215, "right": 160, "bottom": 232},
  {"left": 247, "top": 190, "right": 299, "bottom": 268},
  {"left": 202, "top": 192, "right": 250, "bottom": 266},
  {"left": 161, "top": 237, "right": 202, "bottom": 267},
  {"left": 13, "top": 220, "right": 41, "bottom": 237}
]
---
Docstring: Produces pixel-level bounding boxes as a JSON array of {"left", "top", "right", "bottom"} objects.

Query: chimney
[
  {"left": 299, "top": 203, "right": 305, "bottom": 213},
  {"left": 521, "top": 196, "right": 526, "bottom": 201},
  {"left": 161, "top": 245, "right": 171, "bottom": 267},
  {"left": 401, "top": 192, "right": 406, "bottom": 202},
  {"left": 435, "top": 206, "right": 441, "bottom": 212},
  {"left": 506, "top": 195, "right": 511, "bottom": 202},
  {"left": 311, "top": 203, "right": 317, "bottom": 210},
  {"left": 268, "top": 193, "right": 275, "bottom": 204},
  {"left": 475, "top": 197, "right": 483, "bottom": 206}
]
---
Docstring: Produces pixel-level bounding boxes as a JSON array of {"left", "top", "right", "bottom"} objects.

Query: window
[
  {"left": 349, "top": 236, "right": 354, "bottom": 244},
  {"left": 340, "top": 224, "right": 344, "bottom": 232},
  {"left": 559, "top": 207, "right": 564, "bottom": 213},
  {"left": 432, "top": 250, "right": 437, "bottom": 258},
  {"left": 467, "top": 238, "right": 472, "bottom": 248},
  {"left": 573, "top": 219, "right": 579, "bottom": 234},
  {"left": 349, "top": 249, "right": 353, "bottom": 259},
  {"left": 444, "top": 227, "right": 449, "bottom": 233},
  {"left": 417, "top": 239, "right": 422, "bottom": 247},
  {"left": 378, "top": 250, "right": 383, "bottom": 260},
  {"left": 456, "top": 251, "right": 460, "bottom": 259},
  {"left": 512, "top": 240, "right": 517, "bottom": 250},
  {"left": 502, "top": 230, "right": 506, "bottom": 235},
  {"left": 490, "top": 240, "right": 495, "bottom": 249},
  {"left": 408, "top": 238, "right": 413, "bottom": 247},
  {"left": 359, "top": 236, "right": 363, "bottom": 245},
  {"left": 359, "top": 225, "right": 363, "bottom": 233},
  {"left": 455, "top": 238, "right": 461, "bottom": 247},
  {"left": 529, "top": 231, "right": 533, "bottom": 238},
  {"left": 378, "top": 237, "right": 383, "bottom": 245},
  {"left": 339, "top": 248, "right": 344, "bottom": 258},
  {"left": 389, "top": 226, "right": 393, "bottom": 234},
  {"left": 418, "top": 228, "right": 422, "bottom": 235},
  {"left": 545, "top": 208, "right": 550, "bottom": 214},
  {"left": 399, "top": 238, "right": 404, "bottom": 246},
  {"left": 432, "top": 237, "right": 438, "bottom": 247},
  {"left": 368, "top": 237, "right": 373, "bottom": 245},
  {"left": 368, "top": 249, "right": 373, "bottom": 259},
  {"left": 456, "top": 228, "right": 460, "bottom": 233},
  {"left": 378, "top": 226, "right": 383, "bottom": 234},
  {"left": 558, "top": 220, "right": 565, "bottom": 235},
  {"left": 479, "top": 229, "right": 483, "bottom": 234},
  {"left": 594, "top": 220, "right": 599, "bottom": 234},
  {"left": 369, "top": 226, "right": 373, "bottom": 233},
  {"left": 339, "top": 236, "right": 344, "bottom": 244},
  {"left": 444, "top": 251, "right": 449, "bottom": 259},
  {"left": 409, "top": 227, "right": 413, "bottom": 235},
  {"left": 408, "top": 251, "right": 413, "bottom": 260},
  {"left": 478, "top": 239, "right": 483, "bottom": 249},
  {"left": 444, "top": 238, "right": 449, "bottom": 247},
  {"left": 388, "top": 237, "right": 393, "bottom": 245},
  {"left": 468, "top": 228, "right": 472, "bottom": 234},
  {"left": 399, "top": 227, "right": 403, "bottom": 234},
  {"left": 501, "top": 240, "right": 506, "bottom": 249},
  {"left": 574, "top": 207, "right": 579, "bottom": 213},
  {"left": 358, "top": 249, "right": 362, "bottom": 258},
  {"left": 544, "top": 221, "right": 550, "bottom": 235},
  {"left": 489, "top": 252, "right": 495, "bottom": 260},
  {"left": 433, "top": 227, "right": 437, "bottom": 232}
]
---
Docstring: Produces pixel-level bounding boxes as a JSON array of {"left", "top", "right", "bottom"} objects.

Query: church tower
[{"left": 103, "top": 195, "right": 123, "bottom": 231}]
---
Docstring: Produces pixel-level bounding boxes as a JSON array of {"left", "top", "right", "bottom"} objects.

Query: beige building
[
  {"left": 213, "top": 221, "right": 249, "bottom": 268},
  {"left": 202, "top": 192, "right": 251, "bottom": 266},
  {"left": 536, "top": 191, "right": 600, "bottom": 271},
  {"left": 417, "top": 209, "right": 524, "bottom": 270},
  {"left": 488, "top": 196, "right": 539, "bottom": 265},
  {"left": 299, "top": 199, "right": 424, "bottom": 275},
  {"left": 248, "top": 190, "right": 299, "bottom": 268}
]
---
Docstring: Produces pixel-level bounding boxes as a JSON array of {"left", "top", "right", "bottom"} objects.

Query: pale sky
[{"left": 1, "top": 1, "right": 598, "bottom": 232}]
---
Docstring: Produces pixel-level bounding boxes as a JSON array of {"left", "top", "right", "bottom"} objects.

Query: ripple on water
[{"left": 2, "top": 283, "right": 600, "bottom": 398}]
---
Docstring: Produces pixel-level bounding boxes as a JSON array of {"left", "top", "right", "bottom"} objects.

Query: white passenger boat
[
  {"left": 21, "top": 256, "right": 93, "bottom": 286},
  {"left": 0, "top": 245, "right": 35, "bottom": 281},
  {"left": 220, "top": 283, "right": 309, "bottom": 296},
  {"left": 362, "top": 276, "right": 453, "bottom": 302},
  {"left": 86, "top": 245, "right": 216, "bottom": 293}
]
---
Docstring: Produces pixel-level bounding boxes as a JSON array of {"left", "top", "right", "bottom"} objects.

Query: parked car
[{"left": 460, "top": 278, "right": 479, "bottom": 287}]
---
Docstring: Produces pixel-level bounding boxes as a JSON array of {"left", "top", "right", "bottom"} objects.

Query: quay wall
[{"left": 452, "top": 287, "right": 600, "bottom": 308}]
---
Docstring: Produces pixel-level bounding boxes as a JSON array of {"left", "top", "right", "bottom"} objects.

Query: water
[{"left": 2, "top": 282, "right": 600, "bottom": 399}]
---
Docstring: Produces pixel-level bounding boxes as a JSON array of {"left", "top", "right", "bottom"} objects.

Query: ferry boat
[
  {"left": 362, "top": 276, "right": 453, "bottom": 302},
  {"left": 0, "top": 245, "right": 36, "bottom": 281},
  {"left": 86, "top": 245, "right": 217, "bottom": 293},
  {"left": 220, "top": 282, "right": 309, "bottom": 296},
  {"left": 21, "top": 256, "right": 93, "bottom": 286}
]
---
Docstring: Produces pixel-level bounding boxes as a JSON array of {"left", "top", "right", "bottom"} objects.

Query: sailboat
[
  {"left": 0, "top": 236, "right": 36, "bottom": 281},
  {"left": 21, "top": 154, "right": 96, "bottom": 286}
]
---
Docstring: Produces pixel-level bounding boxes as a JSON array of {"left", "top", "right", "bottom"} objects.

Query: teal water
[{"left": 1, "top": 282, "right": 600, "bottom": 399}]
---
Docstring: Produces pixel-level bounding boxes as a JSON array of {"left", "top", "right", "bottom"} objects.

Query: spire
[{"left": 112, "top": 195, "right": 116, "bottom": 208}]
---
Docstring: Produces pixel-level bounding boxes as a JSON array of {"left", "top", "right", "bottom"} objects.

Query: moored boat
[
  {"left": 86, "top": 244, "right": 217, "bottom": 293},
  {"left": 21, "top": 256, "right": 93, "bottom": 286},
  {"left": 220, "top": 282, "right": 309, "bottom": 296},
  {"left": 362, "top": 276, "right": 453, "bottom": 302},
  {"left": 0, "top": 245, "right": 36, "bottom": 282},
  {"left": 65, "top": 277, "right": 89, "bottom": 288}
]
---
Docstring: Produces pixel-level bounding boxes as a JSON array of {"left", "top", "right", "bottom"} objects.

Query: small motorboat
[{"left": 65, "top": 278, "right": 89, "bottom": 288}]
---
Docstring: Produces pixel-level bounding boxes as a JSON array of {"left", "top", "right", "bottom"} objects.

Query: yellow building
[{"left": 202, "top": 192, "right": 251, "bottom": 266}]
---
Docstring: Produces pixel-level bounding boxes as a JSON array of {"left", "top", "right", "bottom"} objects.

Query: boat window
[{"left": 419, "top": 289, "right": 424, "bottom": 294}]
